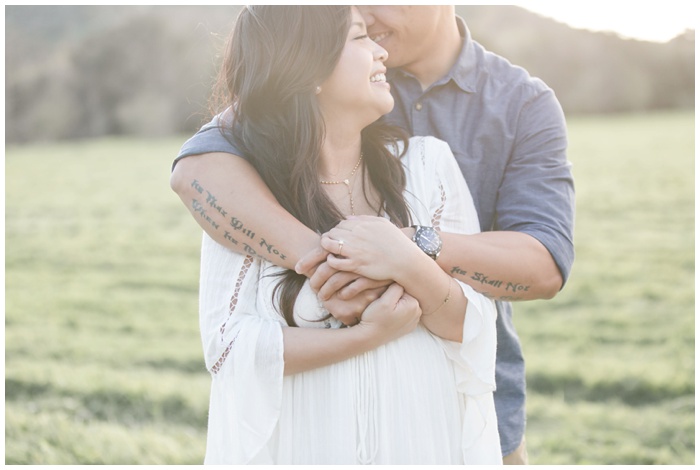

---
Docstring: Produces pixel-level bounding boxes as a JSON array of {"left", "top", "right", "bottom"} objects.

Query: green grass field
[{"left": 5, "top": 111, "right": 694, "bottom": 464}]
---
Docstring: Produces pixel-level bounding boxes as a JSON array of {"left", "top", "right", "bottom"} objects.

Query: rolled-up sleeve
[
  {"left": 497, "top": 86, "right": 575, "bottom": 284},
  {"left": 172, "top": 110, "right": 242, "bottom": 171}
]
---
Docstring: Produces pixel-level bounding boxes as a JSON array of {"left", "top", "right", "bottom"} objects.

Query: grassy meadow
[{"left": 5, "top": 111, "right": 695, "bottom": 464}]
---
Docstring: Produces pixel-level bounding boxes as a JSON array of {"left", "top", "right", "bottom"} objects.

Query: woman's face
[{"left": 317, "top": 7, "right": 393, "bottom": 128}]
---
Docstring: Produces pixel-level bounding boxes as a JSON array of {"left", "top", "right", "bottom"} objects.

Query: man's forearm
[
  {"left": 170, "top": 152, "right": 320, "bottom": 269},
  {"left": 438, "top": 231, "right": 563, "bottom": 301}
]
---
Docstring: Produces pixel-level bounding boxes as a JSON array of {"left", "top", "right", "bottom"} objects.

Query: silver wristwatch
[{"left": 411, "top": 225, "right": 442, "bottom": 260}]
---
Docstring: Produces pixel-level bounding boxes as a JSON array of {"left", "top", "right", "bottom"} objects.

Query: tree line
[{"left": 6, "top": 5, "right": 694, "bottom": 143}]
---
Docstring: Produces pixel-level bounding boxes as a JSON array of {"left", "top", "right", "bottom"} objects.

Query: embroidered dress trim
[{"left": 210, "top": 255, "right": 254, "bottom": 374}]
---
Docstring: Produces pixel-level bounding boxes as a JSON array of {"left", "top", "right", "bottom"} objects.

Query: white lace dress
[{"left": 198, "top": 136, "right": 502, "bottom": 464}]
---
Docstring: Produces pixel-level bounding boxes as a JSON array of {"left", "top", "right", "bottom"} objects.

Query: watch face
[{"left": 416, "top": 227, "right": 442, "bottom": 255}]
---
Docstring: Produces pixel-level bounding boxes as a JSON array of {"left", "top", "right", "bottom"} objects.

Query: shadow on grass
[
  {"left": 5, "top": 378, "right": 52, "bottom": 398},
  {"left": 527, "top": 372, "right": 694, "bottom": 406},
  {"left": 6, "top": 377, "right": 207, "bottom": 428}
]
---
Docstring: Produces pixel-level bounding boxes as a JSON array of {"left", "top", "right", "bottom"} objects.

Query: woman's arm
[
  {"left": 170, "top": 152, "right": 320, "bottom": 269},
  {"left": 201, "top": 235, "right": 420, "bottom": 379},
  {"left": 199, "top": 239, "right": 418, "bottom": 462},
  {"left": 282, "top": 283, "right": 421, "bottom": 375}
]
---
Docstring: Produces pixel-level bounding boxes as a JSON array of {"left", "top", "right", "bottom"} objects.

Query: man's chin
[{"left": 383, "top": 57, "right": 402, "bottom": 70}]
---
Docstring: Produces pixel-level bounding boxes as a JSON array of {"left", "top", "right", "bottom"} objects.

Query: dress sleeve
[
  {"left": 419, "top": 137, "right": 501, "bottom": 461},
  {"left": 420, "top": 136, "right": 496, "bottom": 389},
  {"left": 198, "top": 233, "right": 285, "bottom": 464}
]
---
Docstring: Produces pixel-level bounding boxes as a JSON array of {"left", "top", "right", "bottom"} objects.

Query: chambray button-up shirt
[
  {"left": 380, "top": 18, "right": 574, "bottom": 456},
  {"left": 175, "top": 17, "right": 575, "bottom": 457}
]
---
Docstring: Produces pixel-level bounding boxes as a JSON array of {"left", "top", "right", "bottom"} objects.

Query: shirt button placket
[{"left": 412, "top": 100, "right": 428, "bottom": 136}]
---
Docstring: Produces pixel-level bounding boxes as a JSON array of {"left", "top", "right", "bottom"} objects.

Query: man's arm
[
  {"left": 324, "top": 226, "right": 565, "bottom": 302},
  {"left": 437, "top": 86, "right": 573, "bottom": 302},
  {"left": 437, "top": 231, "right": 561, "bottom": 301},
  {"left": 302, "top": 227, "right": 561, "bottom": 305},
  {"left": 301, "top": 100, "right": 574, "bottom": 304},
  {"left": 170, "top": 152, "right": 320, "bottom": 269}
]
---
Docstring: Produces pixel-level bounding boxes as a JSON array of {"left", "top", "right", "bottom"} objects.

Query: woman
[{"left": 197, "top": 5, "right": 501, "bottom": 464}]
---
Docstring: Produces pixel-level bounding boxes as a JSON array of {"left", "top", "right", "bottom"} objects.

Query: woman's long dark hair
[{"left": 213, "top": 6, "right": 411, "bottom": 326}]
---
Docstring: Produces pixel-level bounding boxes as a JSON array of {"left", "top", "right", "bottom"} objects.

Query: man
[{"left": 171, "top": 6, "right": 574, "bottom": 464}]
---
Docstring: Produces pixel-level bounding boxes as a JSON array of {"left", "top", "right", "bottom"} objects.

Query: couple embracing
[{"left": 171, "top": 5, "right": 574, "bottom": 465}]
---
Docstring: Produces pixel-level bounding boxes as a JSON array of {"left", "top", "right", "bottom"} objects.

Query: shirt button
[{"left": 415, "top": 103, "right": 423, "bottom": 111}]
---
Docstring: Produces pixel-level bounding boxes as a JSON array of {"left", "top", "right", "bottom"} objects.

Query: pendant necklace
[{"left": 319, "top": 152, "right": 363, "bottom": 216}]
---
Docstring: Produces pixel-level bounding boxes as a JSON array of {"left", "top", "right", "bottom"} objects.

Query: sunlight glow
[{"left": 510, "top": 1, "right": 696, "bottom": 42}]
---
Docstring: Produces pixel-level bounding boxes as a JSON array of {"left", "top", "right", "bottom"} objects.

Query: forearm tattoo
[
  {"left": 450, "top": 266, "right": 531, "bottom": 301},
  {"left": 190, "top": 179, "right": 288, "bottom": 263}
]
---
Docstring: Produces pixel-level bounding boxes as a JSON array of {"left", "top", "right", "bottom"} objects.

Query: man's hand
[{"left": 294, "top": 245, "right": 328, "bottom": 278}]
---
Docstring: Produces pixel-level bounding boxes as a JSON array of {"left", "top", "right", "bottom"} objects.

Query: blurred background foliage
[{"left": 5, "top": 5, "right": 695, "bottom": 144}]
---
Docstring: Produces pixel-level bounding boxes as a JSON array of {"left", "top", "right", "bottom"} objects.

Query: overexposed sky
[{"left": 510, "top": 1, "right": 696, "bottom": 42}]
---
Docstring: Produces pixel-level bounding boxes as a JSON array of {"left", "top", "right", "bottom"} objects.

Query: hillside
[{"left": 5, "top": 5, "right": 694, "bottom": 143}]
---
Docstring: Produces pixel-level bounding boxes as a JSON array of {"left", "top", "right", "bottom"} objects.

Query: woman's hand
[
  {"left": 310, "top": 260, "right": 392, "bottom": 300},
  {"left": 282, "top": 283, "right": 421, "bottom": 375},
  {"left": 322, "top": 285, "right": 388, "bottom": 327},
  {"left": 356, "top": 283, "right": 421, "bottom": 341},
  {"left": 320, "top": 216, "right": 421, "bottom": 282}
]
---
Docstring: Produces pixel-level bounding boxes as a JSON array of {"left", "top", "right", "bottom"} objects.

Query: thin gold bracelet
[{"left": 423, "top": 276, "right": 452, "bottom": 316}]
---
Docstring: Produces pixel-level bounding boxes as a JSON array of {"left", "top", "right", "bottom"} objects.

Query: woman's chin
[{"left": 376, "top": 99, "right": 395, "bottom": 119}]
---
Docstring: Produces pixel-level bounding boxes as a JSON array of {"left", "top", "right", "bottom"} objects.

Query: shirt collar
[
  {"left": 387, "top": 16, "right": 478, "bottom": 94},
  {"left": 448, "top": 16, "right": 478, "bottom": 93}
]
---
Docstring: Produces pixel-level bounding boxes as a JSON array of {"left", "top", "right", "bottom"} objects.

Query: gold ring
[{"left": 338, "top": 240, "right": 344, "bottom": 256}]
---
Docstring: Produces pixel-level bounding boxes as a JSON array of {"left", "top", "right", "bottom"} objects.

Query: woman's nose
[{"left": 374, "top": 44, "right": 388, "bottom": 62}]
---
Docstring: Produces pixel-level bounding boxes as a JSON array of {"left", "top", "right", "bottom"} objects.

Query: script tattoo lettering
[
  {"left": 229, "top": 217, "right": 255, "bottom": 239},
  {"left": 449, "top": 266, "right": 532, "bottom": 301},
  {"left": 192, "top": 179, "right": 204, "bottom": 194},
  {"left": 496, "top": 295, "right": 520, "bottom": 302},
  {"left": 505, "top": 282, "right": 530, "bottom": 294},
  {"left": 188, "top": 179, "right": 289, "bottom": 263},
  {"left": 471, "top": 272, "right": 504, "bottom": 289},
  {"left": 259, "top": 238, "right": 286, "bottom": 260},
  {"left": 451, "top": 266, "right": 467, "bottom": 276},
  {"left": 192, "top": 199, "right": 220, "bottom": 230},
  {"left": 206, "top": 191, "right": 228, "bottom": 217},
  {"left": 223, "top": 231, "right": 239, "bottom": 245}
]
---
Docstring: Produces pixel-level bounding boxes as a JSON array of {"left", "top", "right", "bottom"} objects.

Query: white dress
[{"left": 198, "top": 136, "right": 502, "bottom": 464}]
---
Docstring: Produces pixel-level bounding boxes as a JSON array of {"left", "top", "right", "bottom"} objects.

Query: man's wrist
[
  {"left": 411, "top": 225, "right": 442, "bottom": 260},
  {"left": 401, "top": 226, "right": 416, "bottom": 239}
]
